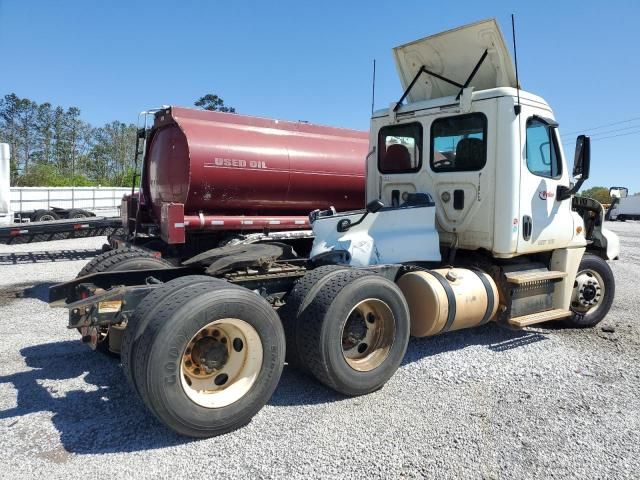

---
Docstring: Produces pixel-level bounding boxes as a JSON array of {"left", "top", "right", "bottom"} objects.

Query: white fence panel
[{"left": 10, "top": 187, "right": 134, "bottom": 214}]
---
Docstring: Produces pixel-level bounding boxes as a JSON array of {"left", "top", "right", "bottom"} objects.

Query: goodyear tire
[
  {"left": 564, "top": 253, "right": 615, "bottom": 328},
  {"left": 132, "top": 283, "right": 285, "bottom": 438},
  {"left": 279, "top": 265, "right": 355, "bottom": 370},
  {"left": 121, "top": 275, "right": 225, "bottom": 394},
  {"left": 296, "top": 271, "right": 410, "bottom": 396},
  {"left": 76, "top": 247, "right": 172, "bottom": 353}
]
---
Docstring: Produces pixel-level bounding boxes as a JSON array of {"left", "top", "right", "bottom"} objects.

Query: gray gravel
[{"left": 0, "top": 224, "right": 638, "bottom": 479}]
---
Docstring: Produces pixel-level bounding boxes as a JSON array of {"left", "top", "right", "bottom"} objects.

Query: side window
[
  {"left": 430, "top": 113, "right": 487, "bottom": 172},
  {"left": 378, "top": 122, "right": 423, "bottom": 174},
  {"left": 526, "top": 118, "right": 562, "bottom": 178}
]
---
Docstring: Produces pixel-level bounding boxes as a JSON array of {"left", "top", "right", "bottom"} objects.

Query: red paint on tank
[{"left": 143, "top": 107, "right": 367, "bottom": 221}]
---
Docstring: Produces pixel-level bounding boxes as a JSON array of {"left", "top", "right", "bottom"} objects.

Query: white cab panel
[{"left": 310, "top": 206, "right": 440, "bottom": 266}]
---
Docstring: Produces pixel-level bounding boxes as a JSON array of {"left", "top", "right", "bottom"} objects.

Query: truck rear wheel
[
  {"left": 564, "top": 253, "right": 615, "bottom": 328},
  {"left": 121, "top": 275, "right": 225, "bottom": 394},
  {"left": 131, "top": 283, "right": 285, "bottom": 438},
  {"left": 296, "top": 271, "right": 410, "bottom": 396},
  {"left": 279, "top": 265, "right": 356, "bottom": 370},
  {"left": 75, "top": 247, "right": 172, "bottom": 353},
  {"left": 77, "top": 246, "right": 169, "bottom": 278}
]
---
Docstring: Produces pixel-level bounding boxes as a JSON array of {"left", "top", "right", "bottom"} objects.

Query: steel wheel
[
  {"left": 341, "top": 298, "right": 395, "bottom": 372},
  {"left": 180, "top": 318, "right": 263, "bottom": 408},
  {"left": 571, "top": 268, "right": 605, "bottom": 315}
]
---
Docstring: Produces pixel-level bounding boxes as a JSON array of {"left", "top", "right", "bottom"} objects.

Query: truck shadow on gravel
[
  {"left": 270, "top": 323, "right": 546, "bottom": 407},
  {"left": 0, "top": 325, "right": 546, "bottom": 454},
  {"left": 0, "top": 341, "right": 192, "bottom": 454}
]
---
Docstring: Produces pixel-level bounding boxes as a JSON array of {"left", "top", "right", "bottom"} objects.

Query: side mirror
[
  {"left": 557, "top": 134, "right": 591, "bottom": 201},
  {"left": 366, "top": 199, "right": 384, "bottom": 214},
  {"left": 572, "top": 135, "right": 590, "bottom": 180}
]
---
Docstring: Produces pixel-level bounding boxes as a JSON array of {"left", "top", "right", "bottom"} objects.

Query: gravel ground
[{"left": 0, "top": 224, "right": 638, "bottom": 479}]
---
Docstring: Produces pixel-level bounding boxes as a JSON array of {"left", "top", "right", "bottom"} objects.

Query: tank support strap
[
  {"left": 472, "top": 268, "right": 495, "bottom": 326},
  {"left": 422, "top": 270, "right": 457, "bottom": 334}
]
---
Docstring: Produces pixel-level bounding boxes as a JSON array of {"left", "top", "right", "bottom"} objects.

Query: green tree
[
  {"left": 578, "top": 186, "right": 611, "bottom": 204},
  {"left": 194, "top": 94, "right": 236, "bottom": 113}
]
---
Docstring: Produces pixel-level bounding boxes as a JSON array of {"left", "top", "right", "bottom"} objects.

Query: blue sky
[{"left": 1, "top": 0, "right": 639, "bottom": 191}]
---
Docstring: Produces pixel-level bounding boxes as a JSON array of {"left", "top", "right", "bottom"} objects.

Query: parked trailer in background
[
  {"left": 607, "top": 187, "right": 640, "bottom": 221},
  {"left": 0, "top": 142, "right": 128, "bottom": 243},
  {"left": 10, "top": 186, "right": 131, "bottom": 222},
  {"left": 50, "top": 19, "right": 619, "bottom": 438},
  {"left": 1, "top": 142, "right": 130, "bottom": 223}
]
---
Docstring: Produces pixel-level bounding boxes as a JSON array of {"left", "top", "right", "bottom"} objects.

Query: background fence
[{"left": 9, "top": 187, "right": 134, "bottom": 216}]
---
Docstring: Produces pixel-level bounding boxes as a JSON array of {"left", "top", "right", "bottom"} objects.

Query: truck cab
[{"left": 311, "top": 18, "right": 619, "bottom": 327}]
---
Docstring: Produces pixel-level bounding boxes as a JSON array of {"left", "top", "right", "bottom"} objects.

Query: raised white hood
[{"left": 393, "top": 18, "right": 518, "bottom": 103}]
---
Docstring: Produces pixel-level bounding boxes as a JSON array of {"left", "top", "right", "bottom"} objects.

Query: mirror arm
[
  {"left": 337, "top": 200, "right": 384, "bottom": 232},
  {"left": 557, "top": 177, "right": 586, "bottom": 201},
  {"left": 337, "top": 212, "right": 369, "bottom": 232}
]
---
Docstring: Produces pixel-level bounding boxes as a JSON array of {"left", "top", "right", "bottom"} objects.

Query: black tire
[
  {"left": 132, "top": 283, "right": 285, "bottom": 437},
  {"left": 279, "top": 265, "right": 354, "bottom": 370},
  {"left": 75, "top": 247, "right": 172, "bottom": 353},
  {"left": 564, "top": 253, "right": 615, "bottom": 328},
  {"left": 296, "top": 271, "right": 410, "bottom": 396},
  {"left": 121, "top": 275, "right": 224, "bottom": 394},
  {"left": 67, "top": 208, "right": 91, "bottom": 218},
  {"left": 31, "top": 209, "right": 59, "bottom": 222},
  {"left": 77, "top": 246, "right": 169, "bottom": 278}
]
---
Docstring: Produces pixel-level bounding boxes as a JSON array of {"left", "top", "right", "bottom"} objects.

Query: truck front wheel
[
  {"left": 131, "top": 283, "right": 285, "bottom": 438},
  {"left": 564, "top": 253, "right": 615, "bottom": 328}
]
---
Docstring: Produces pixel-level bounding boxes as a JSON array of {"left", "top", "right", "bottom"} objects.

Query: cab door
[
  {"left": 516, "top": 113, "right": 573, "bottom": 253},
  {"left": 427, "top": 110, "right": 495, "bottom": 251}
]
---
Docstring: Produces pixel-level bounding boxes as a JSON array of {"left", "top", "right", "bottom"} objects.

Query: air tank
[
  {"left": 142, "top": 107, "right": 368, "bottom": 221},
  {"left": 397, "top": 268, "right": 499, "bottom": 337}
]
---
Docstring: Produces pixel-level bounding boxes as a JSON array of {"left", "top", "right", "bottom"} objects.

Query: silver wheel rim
[
  {"left": 341, "top": 298, "right": 395, "bottom": 372},
  {"left": 571, "top": 268, "right": 605, "bottom": 315},
  {"left": 180, "top": 318, "right": 263, "bottom": 408},
  {"left": 38, "top": 214, "right": 56, "bottom": 221}
]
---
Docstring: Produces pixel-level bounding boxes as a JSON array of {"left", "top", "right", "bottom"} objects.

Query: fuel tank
[
  {"left": 397, "top": 268, "right": 499, "bottom": 337},
  {"left": 142, "top": 107, "right": 368, "bottom": 221}
]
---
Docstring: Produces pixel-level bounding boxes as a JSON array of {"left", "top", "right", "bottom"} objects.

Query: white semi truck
[
  {"left": 49, "top": 19, "right": 619, "bottom": 438},
  {"left": 607, "top": 187, "right": 640, "bottom": 221}
]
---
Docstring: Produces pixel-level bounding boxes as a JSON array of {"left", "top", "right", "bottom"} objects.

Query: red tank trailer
[{"left": 120, "top": 107, "right": 367, "bottom": 252}]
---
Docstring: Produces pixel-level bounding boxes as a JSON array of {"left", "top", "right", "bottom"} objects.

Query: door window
[
  {"left": 378, "top": 122, "right": 423, "bottom": 173},
  {"left": 526, "top": 118, "right": 562, "bottom": 178},
  {"left": 430, "top": 113, "right": 487, "bottom": 172}
]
